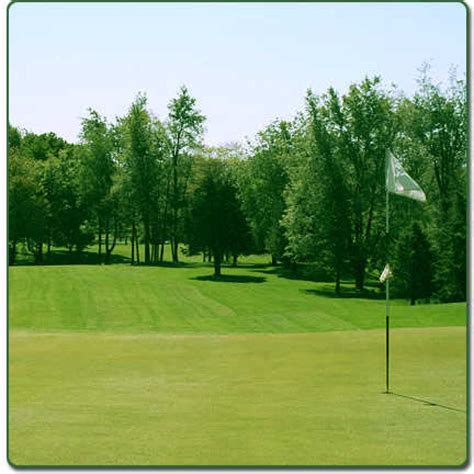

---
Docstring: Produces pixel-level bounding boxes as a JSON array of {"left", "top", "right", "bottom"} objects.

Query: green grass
[
  {"left": 8, "top": 252, "right": 467, "bottom": 466},
  {"left": 9, "top": 329, "right": 466, "bottom": 466},
  {"left": 9, "top": 258, "right": 465, "bottom": 334}
]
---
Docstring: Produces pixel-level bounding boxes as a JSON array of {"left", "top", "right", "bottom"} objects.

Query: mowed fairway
[{"left": 8, "top": 259, "right": 467, "bottom": 466}]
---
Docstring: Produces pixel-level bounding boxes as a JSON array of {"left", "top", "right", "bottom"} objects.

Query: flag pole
[
  {"left": 383, "top": 149, "right": 426, "bottom": 394},
  {"left": 385, "top": 167, "right": 390, "bottom": 394}
]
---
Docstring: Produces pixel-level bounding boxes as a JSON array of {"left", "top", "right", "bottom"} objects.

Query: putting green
[
  {"left": 8, "top": 261, "right": 467, "bottom": 466},
  {"left": 9, "top": 327, "right": 466, "bottom": 466}
]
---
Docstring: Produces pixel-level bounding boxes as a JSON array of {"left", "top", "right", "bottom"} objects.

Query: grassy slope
[
  {"left": 9, "top": 260, "right": 465, "bottom": 334},
  {"left": 9, "top": 328, "right": 466, "bottom": 466},
  {"left": 8, "top": 248, "right": 467, "bottom": 466}
]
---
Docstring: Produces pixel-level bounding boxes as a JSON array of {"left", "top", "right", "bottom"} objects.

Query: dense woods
[{"left": 8, "top": 70, "right": 467, "bottom": 303}]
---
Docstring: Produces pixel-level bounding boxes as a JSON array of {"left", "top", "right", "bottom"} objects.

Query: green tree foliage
[
  {"left": 284, "top": 78, "right": 397, "bottom": 291},
  {"left": 284, "top": 92, "right": 351, "bottom": 294},
  {"left": 8, "top": 124, "right": 22, "bottom": 149},
  {"left": 41, "top": 149, "right": 92, "bottom": 254},
  {"left": 79, "top": 109, "right": 116, "bottom": 262},
  {"left": 239, "top": 120, "right": 296, "bottom": 265},
  {"left": 393, "top": 223, "right": 433, "bottom": 305},
  {"left": 8, "top": 72, "right": 467, "bottom": 304},
  {"left": 400, "top": 66, "right": 467, "bottom": 301},
  {"left": 21, "top": 130, "right": 69, "bottom": 162},
  {"left": 120, "top": 94, "right": 166, "bottom": 265},
  {"left": 8, "top": 143, "right": 47, "bottom": 264},
  {"left": 188, "top": 159, "right": 252, "bottom": 276},
  {"left": 8, "top": 125, "right": 90, "bottom": 263},
  {"left": 167, "top": 86, "right": 206, "bottom": 263},
  {"left": 327, "top": 77, "right": 397, "bottom": 290}
]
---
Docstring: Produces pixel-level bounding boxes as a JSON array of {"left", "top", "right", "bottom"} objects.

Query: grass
[
  {"left": 8, "top": 247, "right": 467, "bottom": 466},
  {"left": 9, "top": 255, "right": 465, "bottom": 334},
  {"left": 9, "top": 329, "right": 466, "bottom": 466}
]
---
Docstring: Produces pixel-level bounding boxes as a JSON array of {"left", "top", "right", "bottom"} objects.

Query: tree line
[{"left": 8, "top": 67, "right": 467, "bottom": 303}]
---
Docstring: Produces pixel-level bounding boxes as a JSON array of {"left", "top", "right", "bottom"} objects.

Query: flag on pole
[
  {"left": 386, "top": 151, "right": 426, "bottom": 202},
  {"left": 379, "top": 263, "right": 392, "bottom": 283}
]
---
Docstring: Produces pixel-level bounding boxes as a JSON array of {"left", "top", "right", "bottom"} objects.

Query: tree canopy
[{"left": 8, "top": 72, "right": 467, "bottom": 302}]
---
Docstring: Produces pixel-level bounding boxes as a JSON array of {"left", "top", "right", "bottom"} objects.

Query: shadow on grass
[
  {"left": 251, "top": 265, "right": 333, "bottom": 283},
  {"left": 388, "top": 392, "right": 465, "bottom": 413},
  {"left": 191, "top": 274, "right": 266, "bottom": 284},
  {"left": 248, "top": 265, "right": 388, "bottom": 300},
  {"left": 12, "top": 252, "right": 209, "bottom": 268},
  {"left": 303, "top": 286, "right": 384, "bottom": 300},
  {"left": 252, "top": 265, "right": 383, "bottom": 288},
  {"left": 13, "top": 251, "right": 131, "bottom": 266},
  {"left": 232, "top": 262, "right": 272, "bottom": 269},
  {"left": 141, "top": 260, "right": 201, "bottom": 269}
]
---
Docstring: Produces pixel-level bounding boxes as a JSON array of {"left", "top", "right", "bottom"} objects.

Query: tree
[
  {"left": 79, "top": 109, "right": 117, "bottom": 263},
  {"left": 8, "top": 126, "right": 89, "bottom": 263},
  {"left": 394, "top": 223, "right": 433, "bottom": 305},
  {"left": 148, "top": 120, "right": 171, "bottom": 263},
  {"left": 121, "top": 94, "right": 165, "bottom": 265},
  {"left": 402, "top": 66, "right": 467, "bottom": 301},
  {"left": 326, "top": 77, "right": 397, "bottom": 290},
  {"left": 210, "top": 144, "right": 254, "bottom": 265},
  {"left": 239, "top": 120, "right": 296, "bottom": 265},
  {"left": 167, "top": 86, "right": 205, "bottom": 263},
  {"left": 8, "top": 147, "right": 47, "bottom": 264},
  {"left": 8, "top": 125, "right": 25, "bottom": 264},
  {"left": 7, "top": 68, "right": 466, "bottom": 297},
  {"left": 283, "top": 92, "right": 351, "bottom": 294},
  {"left": 188, "top": 159, "right": 251, "bottom": 276},
  {"left": 21, "top": 131, "right": 68, "bottom": 162},
  {"left": 41, "top": 148, "right": 92, "bottom": 254}
]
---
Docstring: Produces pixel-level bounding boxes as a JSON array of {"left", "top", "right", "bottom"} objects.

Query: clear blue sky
[{"left": 9, "top": 2, "right": 466, "bottom": 146}]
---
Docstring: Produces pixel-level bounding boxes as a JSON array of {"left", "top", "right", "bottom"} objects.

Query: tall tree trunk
[
  {"left": 170, "top": 237, "right": 175, "bottom": 261},
  {"left": 170, "top": 238, "right": 179, "bottom": 263},
  {"left": 105, "top": 217, "right": 117, "bottom": 264},
  {"left": 33, "top": 241, "right": 43, "bottom": 264},
  {"left": 9, "top": 239, "right": 17, "bottom": 265},
  {"left": 335, "top": 267, "right": 341, "bottom": 296},
  {"left": 144, "top": 217, "right": 150, "bottom": 264},
  {"left": 172, "top": 238, "right": 179, "bottom": 263},
  {"left": 160, "top": 172, "right": 171, "bottom": 264},
  {"left": 354, "top": 256, "right": 366, "bottom": 291},
  {"left": 104, "top": 217, "right": 109, "bottom": 264},
  {"left": 159, "top": 242, "right": 165, "bottom": 262},
  {"left": 131, "top": 222, "right": 136, "bottom": 265},
  {"left": 135, "top": 229, "right": 140, "bottom": 265},
  {"left": 98, "top": 217, "right": 102, "bottom": 262},
  {"left": 214, "top": 251, "right": 222, "bottom": 277},
  {"left": 27, "top": 238, "right": 34, "bottom": 254},
  {"left": 271, "top": 255, "right": 277, "bottom": 266},
  {"left": 171, "top": 135, "right": 180, "bottom": 264},
  {"left": 232, "top": 254, "right": 238, "bottom": 267},
  {"left": 152, "top": 225, "right": 160, "bottom": 264}
]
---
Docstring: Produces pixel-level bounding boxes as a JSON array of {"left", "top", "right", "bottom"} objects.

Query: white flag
[
  {"left": 386, "top": 151, "right": 426, "bottom": 202},
  {"left": 379, "top": 264, "right": 392, "bottom": 283}
]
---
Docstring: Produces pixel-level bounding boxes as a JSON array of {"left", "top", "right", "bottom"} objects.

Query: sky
[{"left": 9, "top": 2, "right": 467, "bottom": 146}]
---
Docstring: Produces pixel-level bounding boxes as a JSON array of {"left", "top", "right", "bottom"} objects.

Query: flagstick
[
  {"left": 385, "top": 187, "right": 390, "bottom": 394},
  {"left": 383, "top": 150, "right": 426, "bottom": 394}
]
